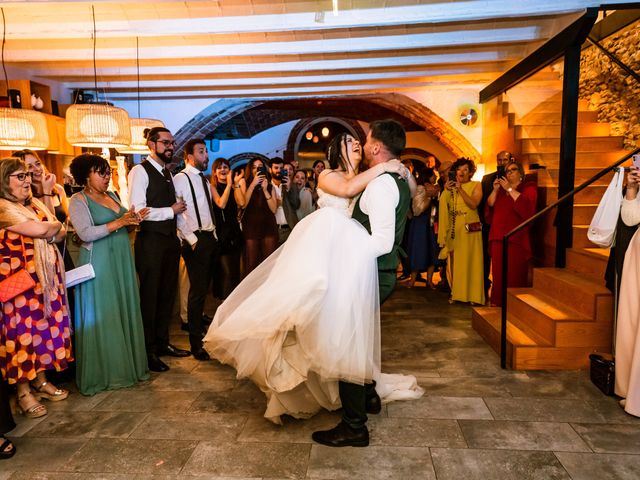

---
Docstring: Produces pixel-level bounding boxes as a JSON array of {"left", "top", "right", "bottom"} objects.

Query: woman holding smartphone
[{"left": 238, "top": 157, "right": 278, "bottom": 274}]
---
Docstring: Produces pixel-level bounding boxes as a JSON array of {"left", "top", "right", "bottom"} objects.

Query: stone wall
[{"left": 579, "top": 21, "right": 640, "bottom": 149}]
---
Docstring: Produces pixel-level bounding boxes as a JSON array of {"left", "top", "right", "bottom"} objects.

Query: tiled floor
[{"left": 2, "top": 286, "right": 640, "bottom": 479}]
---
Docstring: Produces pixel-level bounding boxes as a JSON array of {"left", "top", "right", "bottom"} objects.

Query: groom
[{"left": 312, "top": 119, "right": 411, "bottom": 447}]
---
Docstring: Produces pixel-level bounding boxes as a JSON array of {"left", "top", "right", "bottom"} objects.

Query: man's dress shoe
[
  {"left": 366, "top": 392, "right": 382, "bottom": 414},
  {"left": 160, "top": 343, "right": 191, "bottom": 357},
  {"left": 312, "top": 421, "right": 369, "bottom": 447},
  {"left": 192, "top": 348, "right": 210, "bottom": 361},
  {"left": 147, "top": 354, "right": 169, "bottom": 372}
]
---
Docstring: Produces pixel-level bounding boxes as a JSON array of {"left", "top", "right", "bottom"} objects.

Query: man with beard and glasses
[
  {"left": 173, "top": 139, "right": 220, "bottom": 361},
  {"left": 128, "top": 127, "right": 190, "bottom": 373}
]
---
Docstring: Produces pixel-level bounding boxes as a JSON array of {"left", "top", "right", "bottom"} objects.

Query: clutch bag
[
  {"left": 589, "top": 353, "right": 615, "bottom": 396},
  {"left": 0, "top": 269, "right": 36, "bottom": 302},
  {"left": 465, "top": 221, "right": 482, "bottom": 233},
  {"left": 65, "top": 263, "right": 95, "bottom": 288}
]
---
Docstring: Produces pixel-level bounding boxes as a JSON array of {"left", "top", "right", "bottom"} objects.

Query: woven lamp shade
[
  {"left": 66, "top": 104, "right": 131, "bottom": 148},
  {"left": 117, "top": 118, "right": 165, "bottom": 154},
  {"left": 0, "top": 108, "right": 49, "bottom": 150}
]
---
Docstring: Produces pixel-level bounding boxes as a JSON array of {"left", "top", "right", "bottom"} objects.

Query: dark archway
[{"left": 227, "top": 152, "right": 270, "bottom": 170}]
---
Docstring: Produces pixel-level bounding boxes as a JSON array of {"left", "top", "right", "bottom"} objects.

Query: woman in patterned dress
[{"left": 0, "top": 158, "right": 72, "bottom": 418}]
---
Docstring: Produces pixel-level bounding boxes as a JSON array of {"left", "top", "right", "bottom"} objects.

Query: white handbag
[
  {"left": 587, "top": 166, "right": 624, "bottom": 248},
  {"left": 65, "top": 262, "right": 95, "bottom": 288}
]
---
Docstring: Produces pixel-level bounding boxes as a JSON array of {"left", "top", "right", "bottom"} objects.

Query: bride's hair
[{"left": 326, "top": 133, "right": 354, "bottom": 172}]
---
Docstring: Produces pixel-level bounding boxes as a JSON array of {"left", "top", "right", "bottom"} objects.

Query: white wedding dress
[{"left": 203, "top": 189, "right": 423, "bottom": 423}]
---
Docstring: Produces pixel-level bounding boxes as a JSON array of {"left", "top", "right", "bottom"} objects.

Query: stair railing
[
  {"left": 499, "top": 147, "right": 640, "bottom": 368},
  {"left": 586, "top": 35, "right": 640, "bottom": 86}
]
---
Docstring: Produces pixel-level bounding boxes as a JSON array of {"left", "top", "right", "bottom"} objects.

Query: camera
[
  {"left": 497, "top": 165, "right": 506, "bottom": 178},
  {"left": 447, "top": 170, "right": 457, "bottom": 182}
]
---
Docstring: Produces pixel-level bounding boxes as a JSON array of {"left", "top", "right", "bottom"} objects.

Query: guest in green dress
[{"left": 68, "top": 154, "right": 150, "bottom": 395}]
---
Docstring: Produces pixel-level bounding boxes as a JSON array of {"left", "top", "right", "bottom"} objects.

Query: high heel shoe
[
  {"left": 31, "top": 380, "right": 68, "bottom": 402},
  {"left": 16, "top": 392, "right": 47, "bottom": 418}
]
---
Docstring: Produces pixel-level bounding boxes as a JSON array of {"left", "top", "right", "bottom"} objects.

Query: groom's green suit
[{"left": 340, "top": 171, "right": 411, "bottom": 429}]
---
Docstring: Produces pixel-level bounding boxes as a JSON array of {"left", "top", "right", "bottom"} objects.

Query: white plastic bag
[{"left": 587, "top": 166, "right": 624, "bottom": 247}]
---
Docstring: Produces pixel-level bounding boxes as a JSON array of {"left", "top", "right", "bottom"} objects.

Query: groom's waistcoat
[{"left": 352, "top": 172, "right": 411, "bottom": 272}]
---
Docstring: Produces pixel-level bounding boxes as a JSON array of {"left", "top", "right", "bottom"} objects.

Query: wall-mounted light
[
  {"left": 312, "top": 135, "right": 319, "bottom": 143},
  {"left": 321, "top": 127, "right": 330, "bottom": 137},
  {"left": 305, "top": 131, "right": 313, "bottom": 140}
]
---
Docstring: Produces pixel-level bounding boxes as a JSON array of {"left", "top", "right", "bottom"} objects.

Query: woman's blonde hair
[{"left": 0, "top": 157, "right": 28, "bottom": 202}]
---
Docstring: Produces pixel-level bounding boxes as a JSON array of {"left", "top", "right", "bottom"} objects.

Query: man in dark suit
[
  {"left": 479, "top": 150, "right": 513, "bottom": 300},
  {"left": 128, "top": 126, "right": 191, "bottom": 372}
]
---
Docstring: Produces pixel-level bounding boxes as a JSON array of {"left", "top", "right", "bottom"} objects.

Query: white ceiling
[{"left": 0, "top": 0, "right": 633, "bottom": 101}]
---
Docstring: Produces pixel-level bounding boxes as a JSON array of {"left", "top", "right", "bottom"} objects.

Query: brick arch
[{"left": 174, "top": 94, "right": 480, "bottom": 163}]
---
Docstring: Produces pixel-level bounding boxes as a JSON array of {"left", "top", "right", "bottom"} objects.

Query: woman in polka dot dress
[{"left": 0, "top": 158, "right": 72, "bottom": 418}]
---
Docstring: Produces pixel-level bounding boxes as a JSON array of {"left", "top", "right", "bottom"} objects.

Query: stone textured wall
[{"left": 579, "top": 21, "right": 640, "bottom": 149}]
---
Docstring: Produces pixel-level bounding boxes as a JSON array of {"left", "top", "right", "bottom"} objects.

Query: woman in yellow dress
[{"left": 438, "top": 158, "right": 485, "bottom": 305}]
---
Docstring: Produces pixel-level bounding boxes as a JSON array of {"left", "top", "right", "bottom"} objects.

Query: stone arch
[
  {"left": 287, "top": 117, "right": 366, "bottom": 162},
  {"left": 174, "top": 94, "right": 480, "bottom": 163},
  {"left": 228, "top": 152, "right": 270, "bottom": 170}
]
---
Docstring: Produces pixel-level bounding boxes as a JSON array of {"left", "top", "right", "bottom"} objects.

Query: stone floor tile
[
  {"left": 504, "top": 371, "right": 587, "bottom": 398},
  {"left": 571, "top": 423, "right": 640, "bottom": 453},
  {"left": 181, "top": 441, "right": 309, "bottom": 479},
  {"left": 237, "top": 410, "right": 340, "bottom": 443},
  {"left": 387, "top": 396, "right": 493, "bottom": 420},
  {"left": 306, "top": 445, "right": 435, "bottom": 480},
  {"left": 485, "top": 397, "right": 612, "bottom": 423},
  {"left": 23, "top": 411, "right": 149, "bottom": 438},
  {"left": 92, "top": 390, "right": 198, "bottom": 413},
  {"left": 554, "top": 452, "right": 640, "bottom": 480},
  {"left": 130, "top": 412, "right": 246, "bottom": 441},
  {"left": 6, "top": 474, "right": 211, "bottom": 480},
  {"left": 43, "top": 388, "right": 113, "bottom": 413},
  {"left": 1, "top": 437, "right": 88, "bottom": 471},
  {"left": 8, "top": 414, "right": 47, "bottom": 437},
  {"left": 431, "top": 448, "right": 570, "bottom": 480},
  {"left": 64, "top": 438, "right": 198, "bottom": 474},
  {"left": 368, "top": 417, "right": 467, "bottom": 447},
  {"left": 188, "top": 382, "right": 266, "bottom": 414},
  {"left": 149, "top": 372, "right": 236, "bottom": 392},
  {"left": 585, "top": 398, "right": 640, "bottom": 424},
  {"left": 416, "top": 377, "right": 513, "bottom": 397},
  {"left": 0, "top": 471, "right": 14, "bottom": 480},
  {"left": 159, "top": 356, "right": 200, "bottom": 374},
  {"left": 459, "top": 420, "right": 591, "bottom": 452}
]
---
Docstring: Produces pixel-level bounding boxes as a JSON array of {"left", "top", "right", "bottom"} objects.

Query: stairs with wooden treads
[
  {"left": 472, "top": 91, "right": 622, "bottom": 370},
  {"left": 472, "top": 248, "right": 612, "bottom": 369}
]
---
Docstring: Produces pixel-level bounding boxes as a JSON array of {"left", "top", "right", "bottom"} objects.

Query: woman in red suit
[{"left": 485, "top": 160, "right": 537, "bottom": 306}]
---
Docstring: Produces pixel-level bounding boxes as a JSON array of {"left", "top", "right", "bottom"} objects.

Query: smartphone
[
  {"left": 257, "top": 164, "right": 267, "bottom": 176},
  {"left": 633, "top": 154, "right": 640, "bottom": 170},
  {"left": 447, "top": 170, "right": 456, "bottom": 182},
  {"left": 496, "top": 165, "right": 506, "bottom": 178},
  {"left": 281, "top": 169, "right": 288, "bottom": 180}
]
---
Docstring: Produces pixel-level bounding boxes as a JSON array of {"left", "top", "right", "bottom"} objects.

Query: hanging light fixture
[
  {"left": 66, "top": 5, "right": 130, "bottom": 148},
  {"left": 0, "top": 8, "right": 49, "bottom": 151},
  {"left": 118, "top": 37, "right": 165, "bottom": 155}
]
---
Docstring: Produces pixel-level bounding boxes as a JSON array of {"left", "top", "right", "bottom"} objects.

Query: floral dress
[{"left": 0, "top": 204, "right": 73, "bottom": 384}]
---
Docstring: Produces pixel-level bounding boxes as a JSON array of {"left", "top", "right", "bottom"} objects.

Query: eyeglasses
[
  {"left": 93, "top": 169, "right": 112, "bottom": 178},
  {"left": 156, "top": 140, "right": 177, "bottom": 147},
  {"left": 9, "top": 172, "right": 34, "bottom": 181}
]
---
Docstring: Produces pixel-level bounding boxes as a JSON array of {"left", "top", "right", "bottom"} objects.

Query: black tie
[{"left": 200, "top": 173, "right": 216, "bottom": 226}]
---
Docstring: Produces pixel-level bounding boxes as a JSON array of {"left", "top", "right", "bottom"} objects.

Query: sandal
[
  {"left": 17, "top": 392, "right": 47, "bottom": 418},
  {"left": 31, "top": 381, "right": 68, "bottom": 402},
  {"left": 0, "top": 435, "right": 15, "bottom": 459}
]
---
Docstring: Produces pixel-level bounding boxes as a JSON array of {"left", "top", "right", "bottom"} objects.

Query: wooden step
[
  {"left": 515, "top": 123, "right": 611, "bottom": 140},
  {"left": 574, "top": 185, "right": 608, "bottom": 203},
  {"left": 507, "top": 288, "right": 588, "bottom": 345},
  {"left": 566, "top": 247, "right": 609, "bottom": 282},
  {"left": 573, "top": 225, "right": 601, "bottom": 248},
  {"left": 517, "top": 98, "right": 589, "bottom": 114},
  {"left": 532, "top": 268, "right": 612, "bottom": 320},
  {"left": 573, "top": 203, "right": 598, "bottom": 224},
  {"left": 471, "top": 307, "right": 537, "bottom": 368},
  {"left": 520, "top": 150, "right": 630, "bottom": 168},
  {"left": 547, "top": 168, "right": 614, "bottom": 185},
  {"left": 521, "top": 136, "right": 624, "bottom": 154},
  {"left": 517, "top": 111, "right": 599, "bottom": 125}
]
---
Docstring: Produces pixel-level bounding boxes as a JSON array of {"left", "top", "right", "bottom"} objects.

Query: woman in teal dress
[{"left": 68, "top": 154, "right": 150, "bottom": 395}]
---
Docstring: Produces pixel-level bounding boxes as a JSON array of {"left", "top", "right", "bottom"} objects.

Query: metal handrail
[{"left": 499, "top": 147, "right": 640, "bottom": 368}]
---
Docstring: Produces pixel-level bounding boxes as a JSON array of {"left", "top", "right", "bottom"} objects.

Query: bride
[{"left": 203, "top": 132, "right": 423, "bottom": 424}]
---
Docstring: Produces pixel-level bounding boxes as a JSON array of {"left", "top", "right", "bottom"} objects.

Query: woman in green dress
[
  {"left": 68, "top": 154, "right": 150, "bottom": 395},
  {"left": 438, "top": 158, "right": 485, "bottom": 305}
]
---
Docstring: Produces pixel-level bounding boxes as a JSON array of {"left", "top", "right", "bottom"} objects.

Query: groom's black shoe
[
  {"left": 312, "top": 421, "right": 369, "bottom": 447},
  {"left": 366, "top": 392, "right": 382, "bottom": 414}
]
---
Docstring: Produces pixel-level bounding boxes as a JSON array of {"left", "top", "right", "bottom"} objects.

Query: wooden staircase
[{"left": 472, "top": 92, "right": 626, "bottom": 370}]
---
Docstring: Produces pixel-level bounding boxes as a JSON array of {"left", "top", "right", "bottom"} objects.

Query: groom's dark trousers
[{"left": 340, "top": 172, "right": 410, "bottom": 430}]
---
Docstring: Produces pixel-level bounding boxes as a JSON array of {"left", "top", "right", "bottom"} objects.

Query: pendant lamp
[
  {"left": 0, "top": 9, "right": 49, "bottom": 151},
  {"left": 66, "top": 6, "right": 130, "bottom": 148},
  {"left": 118, "top": 37, "right": 165, "bottom": 155}
]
